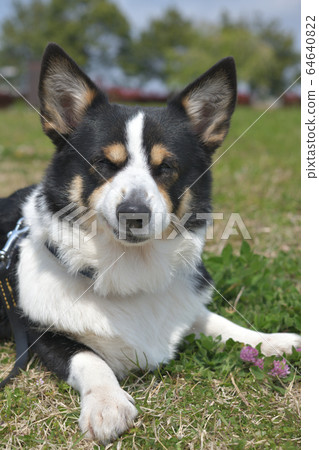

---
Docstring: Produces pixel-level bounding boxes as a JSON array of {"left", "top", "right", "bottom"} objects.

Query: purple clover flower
[
  {"left": 240, "top": 346, "right": 259, "bottom": 363},
  {"left": 268, "top": 359, "right": 290, "bottom": 378},
  {"left": 254, "top": 358, "right": 264, "bottom": 370}
]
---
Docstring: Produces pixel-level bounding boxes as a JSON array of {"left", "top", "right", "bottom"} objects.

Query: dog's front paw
[
  {"left": 79, "top": 386, "right": 138, "bottom": 444},
  {"left": 260, "top": 332, "right": 301, "bottom": 356}
]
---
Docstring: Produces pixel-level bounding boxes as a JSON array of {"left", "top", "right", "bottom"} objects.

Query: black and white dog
[{"left": 0, "top": 44, "right": 300, "bottom": 443}]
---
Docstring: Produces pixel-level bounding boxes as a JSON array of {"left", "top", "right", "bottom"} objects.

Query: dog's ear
[
  {"left": 39, "top": 43, "right": 104, "bottom": 143},
  {"left": 169, "top": 57, "right": 237, "bottom": 151}
]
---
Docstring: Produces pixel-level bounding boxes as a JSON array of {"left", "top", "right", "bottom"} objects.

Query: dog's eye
[
  {"left": 158, "top": 162, "right": 172, "bottom": 172},
  {"left": 154, "top": 161, "right": 178, "bottom": 182},
  {"left": 97, "top": 159, "right": 120, "bottom": 172}
]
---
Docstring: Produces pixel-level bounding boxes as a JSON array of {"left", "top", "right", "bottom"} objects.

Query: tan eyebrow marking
[
  {"left": 69, "top": 174, "right": 84, "bottom": 205},
  {"left": 150, "top": 144, "right": 173, "bottom": 166},
  {"left": 158, "top": 185, "right": 173, "bottom": 214},
  {"left": 89, "top": 179, "right": 114, "bottom": 210},
  {"left": 176, "top": 189, "right": 193, "bottom": 219},
  {"left": 103, "top": 143, "right": 127, "bottom": 165}
]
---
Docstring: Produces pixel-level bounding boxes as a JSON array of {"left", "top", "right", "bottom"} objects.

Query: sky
[
  {"left": 117, "top": 0, "right": 300, "bottom": 48},
  {"left": 0, "top": 0, "right": 301, "bottom": 49}
]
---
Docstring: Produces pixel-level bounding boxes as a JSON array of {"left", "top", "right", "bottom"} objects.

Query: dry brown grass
[{"left": 1, "top": 341, "right": 301, "bottom": 449}]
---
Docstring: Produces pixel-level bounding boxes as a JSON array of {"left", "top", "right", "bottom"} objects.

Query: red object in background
[
  {"left": 106, "top": 87, "right": 168, "bottom": 103},
  {"left": 237, "top": 92, "right": 251, "bottom": 105},
  {"left": 282, "top": 92, "right": 301, "bottom": 106},
  {"left": 107, "top": 87, "right": 254, "bottom": 105},
  {"left": 0, "top": 91, "right": 16, "bottom": 108}
]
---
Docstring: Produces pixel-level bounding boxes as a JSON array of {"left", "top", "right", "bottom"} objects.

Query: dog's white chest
[
  {"left": 18, "top": 237, "right": 210, "bottom": 377},
  {"left": 72, "top": 282, "right": 203, "bottom": 377}
]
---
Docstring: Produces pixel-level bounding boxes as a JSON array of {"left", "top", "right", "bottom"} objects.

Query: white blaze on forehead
[
  {"left": 93, "top": 109, "right": 171, "bottom": 234},
  {"left": 125, "top": 111, "right": 147, "bottom": 169}
]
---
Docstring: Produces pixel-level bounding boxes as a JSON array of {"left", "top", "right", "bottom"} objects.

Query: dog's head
[{"left": 39, "top": 43, "right": 236, "bottom": 245}]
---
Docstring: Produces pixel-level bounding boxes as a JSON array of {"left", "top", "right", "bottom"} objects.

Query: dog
[{"left": 0, "top": 43, "right": 300, "bottom": 443}]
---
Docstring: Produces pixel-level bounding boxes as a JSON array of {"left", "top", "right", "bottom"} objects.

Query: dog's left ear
[{"left": 169, "top": 57, "right": 237, "bottom": 151}]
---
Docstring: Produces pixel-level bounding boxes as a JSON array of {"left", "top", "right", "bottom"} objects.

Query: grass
[
  {"left": 0, "top": 101, "right": 53, "bottom": 194},
  {"left": 211, "top": 105, "right": 300, "bottom": 257},
  {"left": 0, "top": 102, "right": 300, "bottom": 448}
]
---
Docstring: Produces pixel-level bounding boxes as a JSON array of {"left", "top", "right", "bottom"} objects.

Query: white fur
[
  {"left": 19, "top": 189, "right": 300, "bottom": 376},
  {"left": 19, "top": 187, "right": 210, "bottom": 377},
  {"left": 125, "top": 111, "right": 148, "bottom": 169},
  {"left": 191, "top": 312, "right": 301, "bottom": 357},
  {"left": 21, "top": 188, "right": 204, "bottom": 298},
  {"left": 68, "top": 351, "right": 138, "bottom": 443}
]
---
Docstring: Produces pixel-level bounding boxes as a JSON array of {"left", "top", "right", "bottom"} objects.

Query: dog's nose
[{"left": 116, "top": 201, "right": 151, "bottom": 229}]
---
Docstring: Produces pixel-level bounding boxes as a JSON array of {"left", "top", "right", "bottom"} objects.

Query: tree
[
  {"left": 167, "top": 21, "right": 299, "bottom": 95},
  {"left": 120, "top": 9, "right": 299, "bottom": 95},
  {"left": 254, "top": 18, "right": 300, "bottom": 94},
  {"left": 119, "top": 9, "right": 197, "bottom": 82},
  {"left": 0, "top": 0, "right": 130, "bottom": 70}
]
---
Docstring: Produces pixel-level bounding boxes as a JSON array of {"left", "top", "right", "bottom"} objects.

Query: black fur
[
  {"left": 27, "top": 327, "right": 91, "bottom": 381},
  {"left": 193, "top": 263, "right": 214, "bottom": 293}
]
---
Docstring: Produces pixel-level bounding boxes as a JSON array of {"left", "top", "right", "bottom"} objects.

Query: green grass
[
  {"left": 0, "top": 103, "right": 301, "bottom": 448},
  {"left": 0, "top": 101, "right": 53, "bottom": 197},
  {"left": 211, "top": 105, "right": 300, "bottom": 256}
]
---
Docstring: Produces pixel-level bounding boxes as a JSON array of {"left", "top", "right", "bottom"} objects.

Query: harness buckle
[{"left": 0, "top": 218, "right": 29, "bottom": 270}]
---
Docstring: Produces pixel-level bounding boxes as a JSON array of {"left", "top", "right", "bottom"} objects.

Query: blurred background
[
  {"left": 0, "top": 0, "right": 301, "bottom": 255},
  {"left": 0, "top": 0, "right": 301, "bottom": 106}
]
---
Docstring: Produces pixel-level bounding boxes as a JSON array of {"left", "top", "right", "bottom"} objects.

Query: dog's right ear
[{"left": 39, "top": 43, "right": 104, "bottom": 144}]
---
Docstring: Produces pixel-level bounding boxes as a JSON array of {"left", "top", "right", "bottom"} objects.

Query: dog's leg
[
  {"left": 29, "top": 331, "right": 138, "bottom": 443},
  {"left": 68, "top": 351, "right": 138, "bottom": 443},
  {"left": 191, "top": 309, "right": 301, "bottom": 356}
]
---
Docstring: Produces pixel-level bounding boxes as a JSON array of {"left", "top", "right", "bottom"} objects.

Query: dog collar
[{"left": 44, "top": 242, "right": 96, "bottom": 280}]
